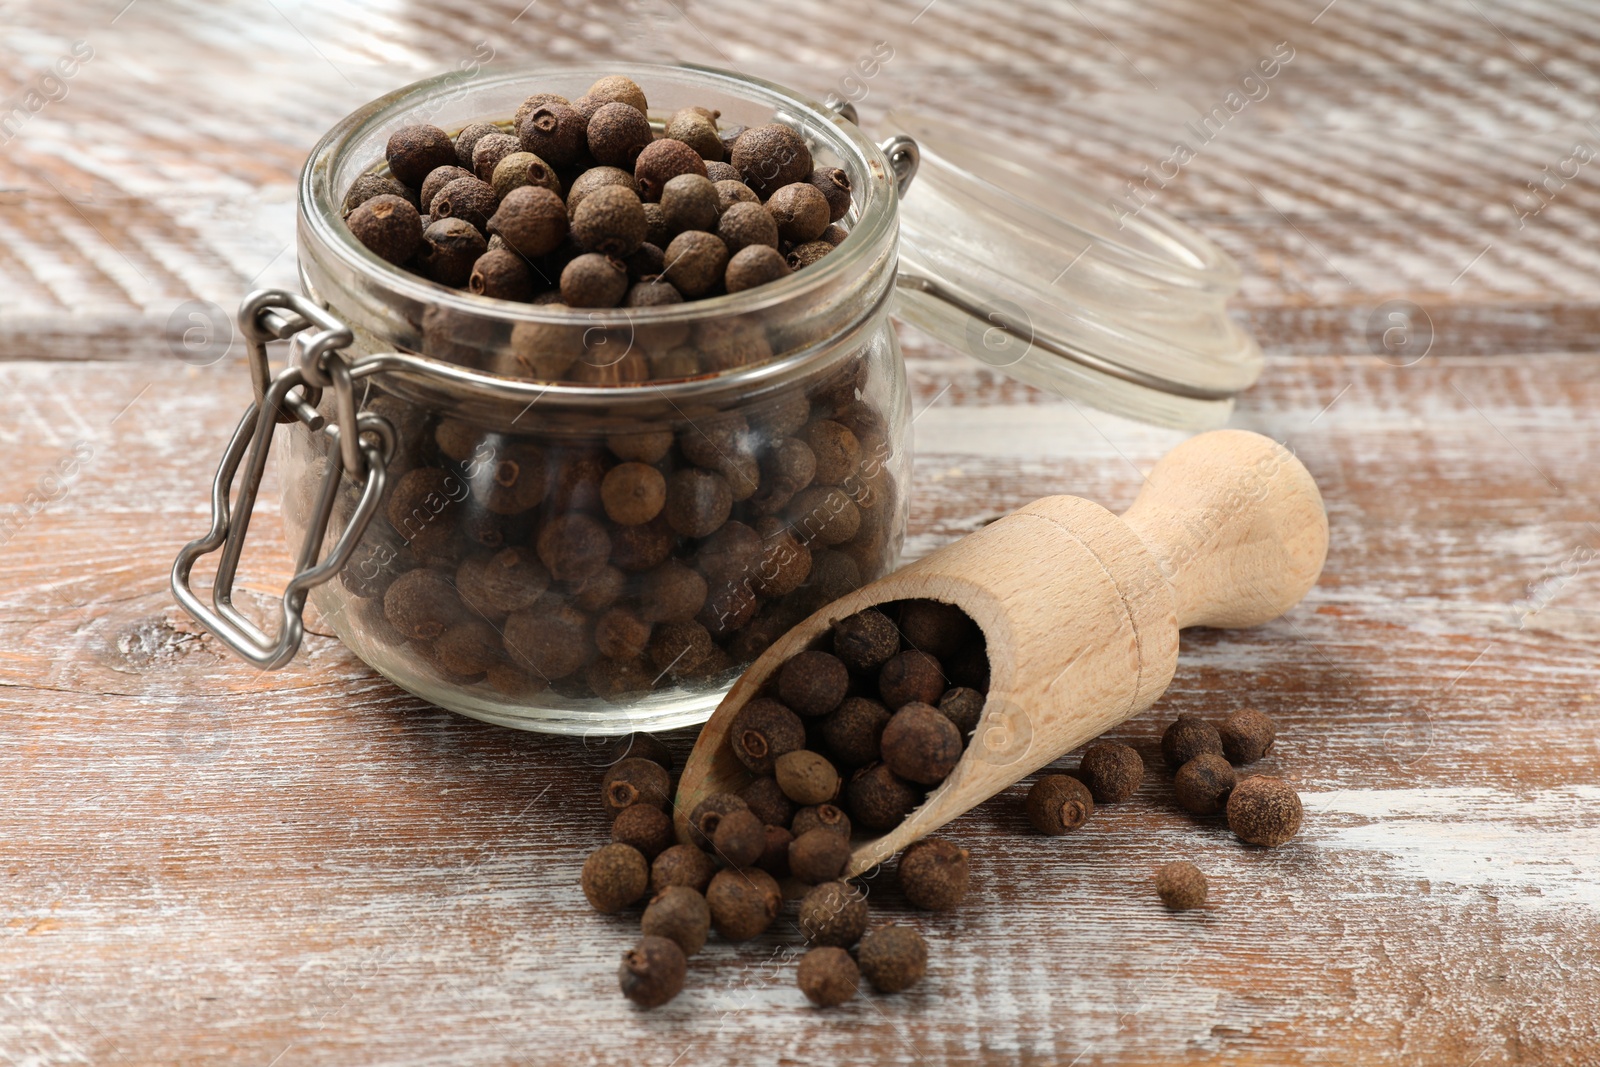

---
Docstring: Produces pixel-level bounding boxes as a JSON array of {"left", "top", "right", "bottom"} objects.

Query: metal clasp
[{"left": 171, "top": 292, "right": 393, "bottom": 670}]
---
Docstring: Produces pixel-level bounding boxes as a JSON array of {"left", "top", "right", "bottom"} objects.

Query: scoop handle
[{"left": 1120, "top": 429, "right": 1328, "bottom": 630}]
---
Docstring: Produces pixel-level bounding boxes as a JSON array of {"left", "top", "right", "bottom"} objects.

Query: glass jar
[{"left": 173, "top": 63, "right": 1260, "bottom": 735}]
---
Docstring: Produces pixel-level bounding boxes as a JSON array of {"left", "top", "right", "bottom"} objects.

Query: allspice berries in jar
[{"left": 282, "top": 65, "right": 910, "bottom": 733}]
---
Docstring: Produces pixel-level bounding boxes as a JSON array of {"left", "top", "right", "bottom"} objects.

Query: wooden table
[{"left": 2, "top": 1, "right": 1597, "bottom": 1063}]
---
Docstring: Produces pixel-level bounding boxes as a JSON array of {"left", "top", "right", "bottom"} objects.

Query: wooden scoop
[{"left": 674, "top": 429, "right": 1329, "bottom": 877}]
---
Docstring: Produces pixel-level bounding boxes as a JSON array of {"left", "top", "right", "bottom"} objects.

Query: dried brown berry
[
  {"left": 1220, "top": 708, "right": 1278, "bottom": 765},
  {"left": 487, "top": 185, "right": 568, "bottom": 258},
  {"left": 610, "top": 516, "right": 675, "bottom": 573},
  {"left": 790, "top": 803, "right": 851, "bottom": 839},
  {"left": 775, "top": 750, "right": 841, "bottom": 806},
  {"left": 665, "top": 109, "right": 723, "bottom": 161},
  {"left": 820, "top": 223, "right": 848, "bottom": 246},
  {"left": 776, "top": 651, "right": 849, "bottom": 718},
  {"left": 766, "top": 182, "right": 830, "bottom": 244},
  {"left": 1227, "top": 775, "right": 1302, "bottom": 847},
  {"left": 662, "top": 230, "right": 729, "bottom": 298},
  {"left": 641, "top": 885, "right": 710, "bottom": 957},
  {"left": 798, "top": 881, "right": 867, "bottom": 948},
  {"left": 695, "top": 520, "right": 763, "bottom": 583},
  {"left": 856, "top": 924, "right": 927, "bottom": 993},
  {"left": 715, "top": 178, "right": 759, "bottom": 213},
  {"left": 731, "top": 123, "right": 813, "bottom": 198},
  {"left": 566, "top": 166, "right": 639, "bottom": 217},
  {"left": 788, "top": 486, "right": 860, "bottom": 546},
  {"left": 881, "top": 703, "right": 962, "bottom": 785},
  {"left": 831, "top": 608, "right": 899, "bottom": 672},
  {"left": 878, "top": 650, "right": 946, "bottom": 710},
  {"left": 658, "top": 173, "right": 720, "bottom": 235},
  {"left": 1026, "top": 774, "right": 1094, "bottom": 835},
  {"left": 704, "top": 161, "right": 739, "bottom": 182},
  {"left": 592, "top": 607, "right": 651, "bottom": 661},
  {"left": 490, "top": 151, "right": 561, "bottom": 203},
  {"left": 937, "top": 687, "right": 985, "bottom": 737},
  {"left": 740, "top": 776, "right": 794, "bottom": 828},
  {"left": 418, "top": 217, "right": 487, "bottom": 287},
  {"left": 572, "top": 185, "right": 646, "bottom": 258},
  {"left": 757, "top": 824, "right": 793, "bottom": 877},
  {"left": 504, "top": 603, "right": 590, "bottom": 679},
  {"left": 419, "top": 165, "right": 474, "bottom": 215},
  {"left": 469, "top": 132, "right": 522, "bottom": 183},
  {"left": 343, "top": 172, "right": 416, "bottom": 217},
  {"left": 613, "top": 803, "right": 675, "bottom": 859},
  {"left": 581, "top": 842, "right": 649, "bottom": 913},
  {"left": 348, "top": 194, "right": 422, "bottom": 265},
  {"left": 716, "top": 201, "right": 780, "bottom": 254},
  {"left": 897, "top": 837, "right": 969, "bottom": 910},
  {"left": 601, "top": 756, "right": 672, "bottom": 817},
  {"left": 650, "top": 844, "right": 716, "bottom": 895},
  {"left": 712, "top": 807, "right": 767, "bottom": 868},
  {"left": 635, "top": 138, "right": 709, "bottom": 202},
  {"left": 386, "top": 123, "right": 456, "bottom": 186},
  {"left": 809, "top": 166, "right": 853, "bottom": 222},
  {"left": 899, "top": 600, "right": 974, "bottom": 659},
  {"left": 453, "top": 122, "right": 501, "bottom": 170},
  {"left": 517, "top": 102, "right": 586, "bottom": 166},
  {"left": 664, "top": 467, "right": 732, "bottom": 538},
  {"left": 587, "top": 75, "right": 648, "bottom": 113},
  {"left": 537, "top": 513, "right": 611, "bottom": 581},
  {"left": 752, "top": 523, "right": 812, "bottom": 597},
  {"left": 787, "top": 240, "right": 834, "bottom": 270},
  {"left": 383, "top": 568, "right": 463, "bottom": 641},
  {"left": 789, "top": 826, "right": 851, "bottom": 885},
  {"left": 798, "top": 946, "right": 859, "bottom": 1007},
  {"left": 706, "top": 867, "right": 782, "bottom": 941},
  {"left": 588, "top": 101, "right": 653, "bottom": 167},
  {"left": 1079, "top": 741, "right": 1144, "bottom": 803},
  {"left": 560, "top": 252, "right": 630, "bottom": 308},
  {"left": 729, "top": 697, "right": 806, "bottom": 775},
  {"left": 601, "top": 462, "right": 667, "bottom": 526},
  {"left": 725, "top": 244, "right": 790, "bottom": 293},
  {"left": 802, "top": 420, "right": 861, "bottom": 485},
  {"left": 619, "top": 935, "right": 686, "bottom": 1008},
  {"left": 686, "top": 791, "right": 748, "bottom": 848},
  {"left": 1162, "top": 713, "right": 1225, "bottom": 768},
  {"left": 646, "top": 620, "right": 718, "bottom": 678},
  {"left": 469, "top": 248, "right": 536, "bottom": 301},
  {"left": 845, "top": 762, "right": 921, "bottom": 830},
  {"left": 820, "top": 696, "right": 890, "bottom": 768},
  {"left": 1174, "top": 753, "right": 1237, "bottom": 815},
  {"left": 1155, "top": 860, "right": 1208, "bottom": 910},
  {"left": 458, "top": 547, "right": 549, "bottom": 618}
]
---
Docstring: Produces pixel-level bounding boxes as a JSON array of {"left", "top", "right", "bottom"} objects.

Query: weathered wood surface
[{"left": 2, "top": 0, "right": 1599, "bottom": 1064}]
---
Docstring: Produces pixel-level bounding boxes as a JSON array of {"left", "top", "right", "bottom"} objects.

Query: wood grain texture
[{"left": 2, "top": 0, "right": 1599, "bottom": 1063}]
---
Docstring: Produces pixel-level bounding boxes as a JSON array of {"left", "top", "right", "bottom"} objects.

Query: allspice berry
[
  {"left": 572, "top": 184, "right": 646, "bottom": 257},
  {"left": 418, "top": 217, "right": 486, "bottom": 287},
  {"left": 729, "top": 697, "right": 806, "bottom": 774},
  {"left": 820, "top": 696, "right": 891, "bottom": 768},
  {"left": 777, "top": 651, "right": 850, "bottom": 718},
  {"left": 711, "top": 807, "right": 767, "bottom": 868},
  {"left": 775, "top": 750, "right": 841, "bottom": 806},
  {"left": 601, "top": 756, "right": 672, "bottom": 817},
  {"left": 343, "top": 172, "right": 415, "bottom": 217},
  {"left": 790, "top": 803, "right": 851, "bottom": 839},
  {"left": 845, "top": 763, "right": 921, "bottom": 830},
  {"left": 798, "top": 881, "right": 868, "bottom": 947},
  {"left": 470, "top": 132, "right": 523, "bottom": 183},
  {"left": 1162, "top": 713, "right": 1225, "bottom": 768},
  {"left": 716, "top": 201, "right": 780, "bottom": 253},
  {"left": 802, "top": 420, "right": 861, "bottom": 485},
  {"left": 487, "top": 185, "right": 567, "bottom": 258},
  {"left": 601, "top": 462, "right": 667, "bottom": 525},
  {"left": 687, "top": 792, "right": 749, "bottom": 851},
  {"left": 899, "top": 599, "right": 974, "bottom": 659},
  {"left": 659, "top": 173, "right": 721, "bottom": 234},
  {"left": 566, "top": 166, "right": 639, "bottom": 216},
  {"left": 666, "top": 108, "right": 723, "bottom": 160},
  {"left": 595, "top": 607, "right": 652, "bottom": 661},
  {"left": 715, "top": 178, "right": 759, "bottom": 212},
  {"left": 581, "top": 842, "right": 649, "bottom": 913},
  {"left": 635, "top": 138, "right": 709, "bottom": 201},
  {"left": 725, "top": 244, "right": 790, "bottom": 293},
  {"left": 789, "top": 826, "right": 851, "bottom": 885},
  {"left": 1174, "top": 753, "right": 1237, "bottom": 815},
  {"left": 537, "top": 512, "right": 612, "bottom": 581},
  {"left": 664, "top": 467, "right": 733, "bottom": 538},
  {"left": 560, "top": 252, "right": 631, "bottom": 308},
  {"left": 588, "top": 101, "right": 653, "bottom": 167},
  {"left": 1025, "top": 774, "right": 1094, "bottom": 835},
  {"left": 1227, "top": 775, "right": 1302, "bottom": 847},
  {"left": 1079, "top": 741, "right": 1144, "bottom": 803},
  {"left": 879, "top": 651, "right": 947, "bottom": 711},
  {"left": 662, "top": 230, "right": 729, "bottom": 297},
  {"left": 650, "top": 844, "right": 716, "bottom": 894},
  {"left": 385, "top": 123, "right": 456, "bottom": 185},
  {"left": 797, "top": 946, "right": 859, "bottom": 1007},
  {"left": 619, "top": 936, "right": 686, "bottom": 1008},
  {"left": 640, "top": 885, "right": 711, "bottom": 956},
  {"left": 831, "top": 608, "right": 900, "bottom": 672},
  {"left": 383, "top": 568, "right": 463, "bottom": 641},
  {"left": 706, "top": 867, "right": 782, "bottom": 940},
  {"left": 586, "top": 74, "right": 649, "bottom": 113},
  {"left": 856, "top": 925, "right": 928, "bottom": 994},
  {"left": 809, "top": 165, "right": 853, "bottom": 222},
  {"left": 420, "top": 165, "right": 474, "bottom": 215},
  {"left": 897, "top": 838, "right": 969, "bottom": 911},
  {"left": 453, "top": 121, "right": 501, "bottom": 170},
  {"left": 787, "top": 240, "right": 834, "bottom": 270},
  {"left": 348, "top": 194, "right": 422, "bottom": 265},
  {"left": 765, "top": 182, "right": 831, "bottom": 244},
  {"left": 937, "top": 687, "right": 986, "bottom": 737},
  {"left": 431, "top": 175, "right": 497, "bottom": 233},
  {"left": 489, "top": 151, "right": 562, "bottom": 203},
  {"left": 740, "top": 776, "right": 795, "bottom": 828},
  {"left": 881, "top": 702, "right": 962, "bottom": 786},
  {"left": 1220, "top": 708, "right": 1278, "bottom": 765},
  {"left": 517, "top": 102, "right": 587, "bottom": 166},
  {"left": 1155, "top": 860, "right": 1208, "bottom": 910},
  {"left": 731, "top": 123, "right": 813, "bottom": 198},
  {"left": 469, "top": 248, "right": 536, "bottom": 301},
  {"left": 757, "top": 824, "right": 793, "bottom": 878},
  {"left": 612, "top": 803, "right": 675, "bottom": 860}
]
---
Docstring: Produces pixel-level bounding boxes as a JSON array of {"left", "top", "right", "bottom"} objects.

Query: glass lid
[{"left": 881, "top": 109, "right": 1262, "bottom": 429}]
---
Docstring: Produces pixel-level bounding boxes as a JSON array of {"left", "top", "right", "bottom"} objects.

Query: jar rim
[{"left": 299, "top": 62, "right": 899, "bottom": 390}]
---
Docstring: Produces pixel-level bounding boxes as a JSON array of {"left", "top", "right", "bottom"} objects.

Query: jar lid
[{"left": 882, "top": 109, "right": 1262, "bottom": 429}]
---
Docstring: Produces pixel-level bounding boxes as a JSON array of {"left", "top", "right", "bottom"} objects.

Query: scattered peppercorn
[
  {"left": 856, "top": 925, "right": 927, "bottom": 994},
  {"left": 1227, "top": 775, "right": 1302, "bottom": 847},
  {"left": 711, "top": 807, "right": 767, "bottom": 868},
  {"left": 775, "top": 749, "right": 841, "bottom": 806},
  {"left": 1155, "top": 861, "right": 1208, "bottom": 910},
  {"left": 1173, "top": 753, "right": 1236, "bottom": 815},
  {"left": 897, "top": 838, "right": 969, "bottom": 911},
  {"left": 774, "top": 651, "right": 848, "bottom": 718},
  {"left": 879, "top": 651, "right": 947, "bottom": 710},
  {"left": 1025, "top": 774, "right": 1094, "bottom": 835},
  {"left": 706, "top": 867, "right": 782, "bottom": 940},
  {"left": 739, "top": 775, "right": 794, "bottom": 828},
  {"left": 640, "top": 885, "right": 711, "bottom": 957},
  {"left": 581, "top": 842, "right": 649, "bottom": 913},
  {"left": 601, "top": 755, "right": 671, "bottom": 817},
  {"left": 419, "top": 165, "right": 474, "bottom": 215},
  {"left": 845, "top": 762, "right": 922, "bottom": 830},
  {"left": 819, "top": 696, "right": 890, "bottom": 768},
  {"left": 798, "top": 880, "right": 868, "bottom": 948},
  {"left": 798, "top": 946, "right": 859, "bottom": 1007},
  {"left": 757, "top": 824, "right": 793, "bottom": 877},
  {"left": 612, "top": 803, "right": 675, "bottom": 859},
  {"left": 619, "top": 935, "right": 686, "bottom": 1008},
  {"left": 1078, "top": 741, "right": 1144, "bottom": 803},
  {"left": 348, "top": 194, "right": 422, "bottom": 265},
  {"left": 650, "top": 843, "right": 716, "bottom": 895},
  {"left": 1220, "top": 707, "right": 1278, "bottom": 765},
  {"left": 789, "top": 826, "right": 852, "bottom": 884},
  {"left": 1162, "top": 713, "right": 1225, "bottom": 768},
  {"left": 686, "top": 791, "right": 748, "bottom": 849}
]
